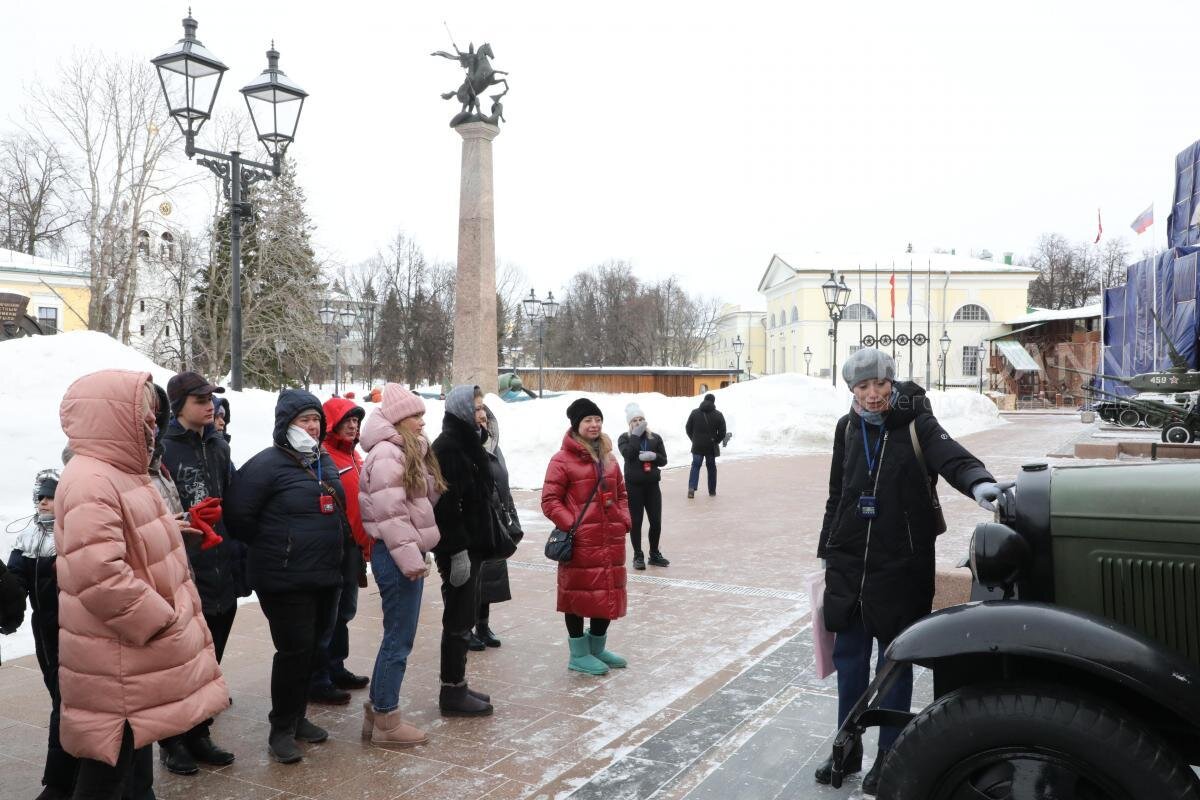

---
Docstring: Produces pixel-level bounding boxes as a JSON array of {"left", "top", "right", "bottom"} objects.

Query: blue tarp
[
  {"left": 1168, "top": 141, "right": 1200, "bottom": 248},
  {"left": 1102, "top": 246, "right": 1200, "bottom": 396}
]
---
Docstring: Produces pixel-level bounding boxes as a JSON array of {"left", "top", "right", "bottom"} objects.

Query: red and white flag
[{"left": 1095, "top": 208, "right": 1103, "bottom": 244}]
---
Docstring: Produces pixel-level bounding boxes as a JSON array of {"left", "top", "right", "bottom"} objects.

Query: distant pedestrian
[
  {"left": 541, "top": 398, "right": 631, "bottom": 676},
  {"left": 213, "top": 396, "right": 231, "bottom": 443},
  {"left": 814, "top": 349, "right": 1000, "bottom": 795},
  {"left": 358, "top": 384, "right": 444, "bottom": 745},
  {"left": 684, "top": 393, "right": 727, "bottom": 498},
  {"left": 469, "top": 403, "right": 523, "bottom": 650},
  {"left": 55, "top": 370, "right": 227, "bottom": 799},
  {"left": 224, "top": 389, "right": 348, "bottom": 764},
  {"left": 617, "top": 402, "right": 668, "bottom": 570}
]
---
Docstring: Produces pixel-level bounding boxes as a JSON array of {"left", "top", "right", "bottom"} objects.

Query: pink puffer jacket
[
  {"left": 55, "top": 370, "right": 228, "bottom": 765},
  {"left": 359, "top": 386, "right": 441, "bottom": 575}
]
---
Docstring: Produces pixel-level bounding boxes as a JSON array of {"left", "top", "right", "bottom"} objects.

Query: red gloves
[{"left": 189, "top": 497, "right": 225, "bottom": 551}]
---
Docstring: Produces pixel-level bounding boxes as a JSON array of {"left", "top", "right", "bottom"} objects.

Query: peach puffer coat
[{"left": 55, "top": 369, "right": 228, "bottom": 765}]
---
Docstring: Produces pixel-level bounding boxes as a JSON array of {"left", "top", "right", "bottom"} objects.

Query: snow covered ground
[{"left": 0, "top": 331, "right": 1003, "bottom": 660}]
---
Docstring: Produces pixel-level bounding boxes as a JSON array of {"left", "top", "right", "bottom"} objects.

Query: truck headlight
[{"left": 969, "top": 522, "right": 1031, "bottom": 592}]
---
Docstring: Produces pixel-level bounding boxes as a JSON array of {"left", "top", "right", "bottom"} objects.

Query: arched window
[
  {"left": 137, "top": 230, "right": 150, "bottom": 257},
  {"left": 790, "top": 306, "right": 799, "bottom": 323},
  {"left": 843, "top": 303, "right": 877, "bottom": 321},
  {"left": 160, "top": 231, "right": 175, "bottom": 261},
  {"left": 770, "top": 313, "right": 776, "bottom": 328},
  {"left": 953, "top": 304, "right": 990, "bottom": 322}
]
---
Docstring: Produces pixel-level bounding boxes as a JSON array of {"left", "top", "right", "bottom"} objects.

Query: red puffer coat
[{"left": 541, "top": 430, "right": 631, "bottom": 619}]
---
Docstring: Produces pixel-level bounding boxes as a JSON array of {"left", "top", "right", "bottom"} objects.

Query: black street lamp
[
  {"left": 821, "top": 271, "right": 851, "bottom": 386},
  {"left": 319, "top": 306, "right": 357, "bottom": 395},
  {"left": 745, "top": 357, "right": 753, "bottom": 379},
  {"left": 153, "top": 14, "right": 307, "bottom": 391},
  {"left": 732, "top": 334, "right": 744, "bottom": 382},
  {"left": 523, "top": 289, "right": 559, "bottom": 398},
  {"left": 273, "top": 336, "right": 286, "bottom": 390},
  {"left": 803, "top": 345, "right": 812, "bottom": 376},
  {"left": 937, "top": 353, "right": 945, "bottom": 391},
  {"left": 938, "top": 330, "right": 951, "bottom": 391}
]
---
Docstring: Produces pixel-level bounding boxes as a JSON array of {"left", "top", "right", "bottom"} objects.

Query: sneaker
[
  {"left": 158, "top": 739, "right": 198, "bottom": 776},
  {"left": 294, "top": 718, "right": 329, "bottom": 743},
  {"left": 309, "top": 684, "right": 351, "bottom": 706},
  {"left": 687, "top": 489, "right": 695, "bottom": 499},
  {"left": 331, "top": 668, "right": 370, "bottom": 690},
  {"left": 185, "top": 734, "right": 235, "bottom": 766},
  {"left": 632, "top": 552, "right": 646, "bottom": 570},
  {"left": 648, "top": 551, "right": 670, "bottom": 567}
]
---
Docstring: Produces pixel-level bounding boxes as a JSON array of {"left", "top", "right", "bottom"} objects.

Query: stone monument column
[{"left": 451, "top": 120, "right": 500, "bottom": 393}]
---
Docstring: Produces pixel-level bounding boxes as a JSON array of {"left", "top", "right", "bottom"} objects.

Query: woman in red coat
[{"left": 541, "top": 398, "right": 632, "bottom": 675}]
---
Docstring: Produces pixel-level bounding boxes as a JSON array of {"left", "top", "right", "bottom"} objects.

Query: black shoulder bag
[{"left": 544, "top": 477, "right": 602, "bottom": 563}]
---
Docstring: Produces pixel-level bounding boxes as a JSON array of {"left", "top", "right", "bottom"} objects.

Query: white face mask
[{"left": 287, "top": 425, "right": 319, "bottom": 454}]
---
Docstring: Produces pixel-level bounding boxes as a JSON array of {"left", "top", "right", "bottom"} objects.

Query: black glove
[{"left": 0, "top": 564, "right": 26, "bottom": 635}]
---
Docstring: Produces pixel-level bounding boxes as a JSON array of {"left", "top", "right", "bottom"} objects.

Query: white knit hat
[{"left": 625, "top": 402, "right": 645, "bottom": 423}]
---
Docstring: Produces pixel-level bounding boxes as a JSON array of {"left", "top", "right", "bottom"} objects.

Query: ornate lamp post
[
  {"left": 745, "top": 357, "right": 753, "bottom": 379},
  {"left": 319, "top": 306, "right": 357, "bottom": 395},
  {"left": 153, "top": 14, "right": 307, "bottom": 391},
  {"left": 939, "top": 330, "right": 951, "bottom": 391},
  {"left": 523, "top": 289, "right": 559, "bottom": 398},
  {"left": 732, "top": 334, "right": 744, "bottom": 382},
  {"left": 821, "top": 271, "right": 851, "bottom": 386},
  {"left": 978, "top": 342, "right": 988, "bottom": 394},
  {"left": 803, "top": 345, "right": 813, "bottom": 376}
]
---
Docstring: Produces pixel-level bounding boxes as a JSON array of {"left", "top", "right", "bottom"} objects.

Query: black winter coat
[
  {"left": 617, "top": 431, "right": 668, "bottom": 485},
  {"left": 6, "top": 522, "right": 56, "bottom": 624},
  {"left": 224, "top": 389, "right": 348, "bottom": 593},
  {"left": 160, "top": 419, "right": 245, "bottom": 613},
  {"left": 685, "top": 400, "right": 727, "bottom": 456},
  {"left": 432, "top": 412, "right": 498, "bottom": 559},
  {"left": 818, "top": 382, "right": 992, "bottom": 641}
]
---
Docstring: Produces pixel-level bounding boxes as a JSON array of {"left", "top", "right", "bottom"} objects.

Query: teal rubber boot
[
  {"left": 586, "top": 630, "right": 627, "bottom": 668},
  {"left": 568, "top": 635, "right": 609, "bottom": 675}
]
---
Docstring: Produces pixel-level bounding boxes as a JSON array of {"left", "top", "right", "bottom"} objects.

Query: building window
[
  {"left": 137, "top": 230, "right": 150, "bottom": 257},
  {"left": 770, "top": 313, "right": 776, "bottom": 328},
  {"left": 139, "top": 300, "right": 145, "bottom": 313},
  {"left": 160, "top": 231, "right": 175, "bottom": 261},
  {"left": 962, "top": 345, "right": 980, "bottom": 376},
  {"left": 843, "top": 303, "right": 877, "bottom": 321},
  {"left": 953, "top": 304, "right": 990, "bottom": 322},
  {"left": 37, "top": 307, "right": 58, "bottom": 333},
  {"left": 790, "top": 306, "right": 799, "bottom": 323},
  {"left": 139, "top": 324, "right": 146, "bottom": 337}
]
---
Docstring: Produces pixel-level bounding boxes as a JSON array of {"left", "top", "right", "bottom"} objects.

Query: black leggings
[
  {"left": 627, "top": 482, "right": 662, "bottom": 554},
  {"left": 564, "top": 614, "right": 610, "bottom": 638}
]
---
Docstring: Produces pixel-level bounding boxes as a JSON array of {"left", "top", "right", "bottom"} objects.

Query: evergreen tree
[{"left": 376, "top": 288, "right": 404, "bottom": 382}]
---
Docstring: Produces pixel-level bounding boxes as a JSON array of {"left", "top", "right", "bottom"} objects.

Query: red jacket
[
  {"left": 541, "top": 430, "right": 631, "bottom": 620},
  {"left": 322, "top": 397, "right": 369, "bottom": 560}
]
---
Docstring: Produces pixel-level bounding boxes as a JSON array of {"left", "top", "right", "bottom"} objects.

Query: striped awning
[{"left": 994, "top": 340, "right": 1041, "bottom": 371}]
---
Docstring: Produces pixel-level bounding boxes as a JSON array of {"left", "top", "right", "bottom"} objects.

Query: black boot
[
  {"left": 648, "top": 551, "right": 670, "bottom": 567},
  {"left": 632, "top": 552, "right": 646, "bottom": 570},
  {"left": 814, "top": 738, "right": 862, "bottom": 785},
  {"left": 309, "top": 683, "right": 351, "bottom": 705},
  {"left": 467, "top": 630, "right": 486, "bottom": 651},
  {"left": 268, "top": 721, "right": 302, "bottom": 764},
  {"left": 467, "top": 685, "right": 491, "bottom": 703},
  {"left": 476, "top": 624, "right": 501, "bottom": 648},
  {"left": 158, "top": 738, "right": 199, "bottom": 776},
  {"left": 34, "top": 785, "right": 72, "bottom": 800},
  {"left": 862, "top": 755, "right": 884, "bottom": 795},
  {"left": 185, "top": 734, "right": 235, "bottom": 766},
  {"left": 294, "top": 717, "right": 329, "bottom": 743},
  {"left": 439, "top": 683, "right": 494, "bottom": 716},
  {"left": 331, "top": 667, "right": 370, "bottom": 690}
]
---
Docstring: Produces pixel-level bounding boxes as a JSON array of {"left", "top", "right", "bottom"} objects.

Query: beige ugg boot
[
  {"left": 371, "top": 708, "right": 428, "bottom": 746},
  {"left": 361, "top": 701, "right": 375, "bottom": 739}
]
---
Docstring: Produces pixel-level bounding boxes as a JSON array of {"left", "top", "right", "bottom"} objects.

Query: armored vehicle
[{"left": 830, "top": 460, "right": 1200, "bottom": 799}]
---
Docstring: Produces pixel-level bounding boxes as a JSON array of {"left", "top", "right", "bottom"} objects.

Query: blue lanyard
[{"left": 860, "top": 417, "right": 884, "bottom": 479}]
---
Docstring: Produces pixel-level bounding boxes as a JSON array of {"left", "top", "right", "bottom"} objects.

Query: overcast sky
[{"left": 1, "top": 0, "right": 1193, "bottom": 308}]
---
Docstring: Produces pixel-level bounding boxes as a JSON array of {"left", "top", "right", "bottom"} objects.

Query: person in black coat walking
[
  {"left": 431, "top": 385, "right": 499, "bottom": 716},
  {"left": 157, "top": 371, "right": 242, "bottom": 774},
  {"left": 224, "top": 389, "right": 349, "bottom": 765},
  {"left": 468, "top": 403, "right": 523, "bottom": 651},
  {"left": 813, "top": 349, "right": 1001, "bottom": 795},
  {"left": 617, "top": 402, "right": 668, "bottom": 570},
  {"left": 684, "top": 393, "right": 727, "bottom": 498}
]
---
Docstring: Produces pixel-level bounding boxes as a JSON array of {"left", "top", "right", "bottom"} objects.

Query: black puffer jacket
[
  {"left": 224, "top": 389, "right": 347, "bottom": 593},
  {"left": 431, "top": 412, "right": 497, "bottom": 559},
  {"left": 160, "top": 419, "right": 244, "bottom": 613},
  {"left": 818, "top": 382, "right": 992, "bottom": 641},
  {"left": 6, "top": 519, "right": 55, "bottom": 622},
  {"left": 617, "top": 430, "right": 668, "bottom": 485},
  {"left": 480, "top": 406, "right": 519, "bottom": 605},
  {"left": 685, "top": 399, "right": 727, "bottom": 457}
]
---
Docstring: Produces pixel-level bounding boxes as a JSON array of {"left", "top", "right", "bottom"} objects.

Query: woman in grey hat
[{"left": 813, "top": 348, "right": 1001, "bottom": 796}]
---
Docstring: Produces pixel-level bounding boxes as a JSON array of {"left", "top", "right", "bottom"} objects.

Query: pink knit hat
[{"left": 380, "top": 382, "right": 426, "bottom": 424}]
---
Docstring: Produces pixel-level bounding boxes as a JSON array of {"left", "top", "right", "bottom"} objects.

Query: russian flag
[{"left": 1130, "top": 204, "right": 1153, "bottom": 235}]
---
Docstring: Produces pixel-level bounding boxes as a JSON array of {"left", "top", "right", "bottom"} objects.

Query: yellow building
[
  {"left": 757, "top": 252, "right": 1036, "bottom": 386},
  {"left": 698, "top": 304, "right": 767, "bottom": 379},
  {"left": 0, "top": 247, "right": 90, "bottom": 333}
]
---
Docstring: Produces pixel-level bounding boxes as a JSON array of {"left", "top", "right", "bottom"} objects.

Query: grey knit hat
[
  {"left": 445, "top": 384, "right": 480, "bottom": 424},
  {"left": 842, "top": 348, "right": 896, "bottom": 388},
  {"left": 625, "top": 402, "right": 645, "bottom": 423}
]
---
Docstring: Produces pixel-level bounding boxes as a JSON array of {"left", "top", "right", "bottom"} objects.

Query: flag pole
[
  {"left": 891, "top": 259, "right": 896, "bottom": 360},
  {"left": 908, "top": 258, "right": 914, "bottom": 380},
  {"left": 857, "top": 264, "right": 864, "bottom": 345},
  {"left": 926, "top": 257, "right": 932, "bottom": 387},
  {"left": 873, "top": 263, "right": 879, "bottom": 342}
]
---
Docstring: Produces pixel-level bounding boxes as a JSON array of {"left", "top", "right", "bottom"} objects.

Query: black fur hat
[{"left": 566, "top": 397, "right": 603, "bottom": 431}]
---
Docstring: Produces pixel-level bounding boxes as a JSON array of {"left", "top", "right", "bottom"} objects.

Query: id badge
[
  {"left": 857, "top": 494, "right": 878, "bottom": 519},
  {"left": 318, "top": 494, "right": 336, "bottom": 515}
]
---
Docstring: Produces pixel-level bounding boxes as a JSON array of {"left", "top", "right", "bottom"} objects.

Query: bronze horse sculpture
[{"left": 431, "top": 43, "right": 509, "bottom": 126}]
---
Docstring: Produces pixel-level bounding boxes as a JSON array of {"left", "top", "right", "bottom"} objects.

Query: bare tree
[
  {"left": 0, "top": 133, "right": 77, "bottom": 254},
  {"left": 1097, "top": 237, "right": 1130, "bottom": 293},
  {"left": 137, "top": 229, "right": 199, "bottom": 370},
  {"left": 1028, "top": 233, "right": 1093, "bottom": 309}
]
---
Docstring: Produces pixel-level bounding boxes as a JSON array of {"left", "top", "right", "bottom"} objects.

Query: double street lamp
[
  {"left": 939, "top": 330, "right": 951, "bottom": 391},
  {"left": 732, "top": 335, "right": 744, "bottom": 382},
  {"left": 152, "top": 14, "right": 308, "bottom": 391},
  {"left": 523, "top": 289, "right": 560, "bottom": 398},
  {"left": 803, "top": 345, "right": 813, "bottom": 376},
  {"left": 319, "top": 306, "right": 357, "bottom": 396},
  {"left": 821, "top": 271, "right": 852, "bottom": 387}
]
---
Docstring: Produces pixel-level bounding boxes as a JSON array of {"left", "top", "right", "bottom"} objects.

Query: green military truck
[{"left": 830, "top": 460, "right": 1200, "bottom": 799}]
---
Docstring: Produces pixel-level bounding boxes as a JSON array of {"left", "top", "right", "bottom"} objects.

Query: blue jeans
[
  {"left": 688, "top": 453, "right": 717, "bottom": 494},
  {"left": 833, "top": 616, "right": 913, "bottom": 753},
  {"left": 369, "top": 540, "right": 424, "bottom": 713}
]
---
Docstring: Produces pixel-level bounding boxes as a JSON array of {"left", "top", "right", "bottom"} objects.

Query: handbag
[
  {"left": 544, "top": 478, "right": 602, "bottom": 563},
  {"left": 488, "top": 488, "right": 519, "bottom": 560}
]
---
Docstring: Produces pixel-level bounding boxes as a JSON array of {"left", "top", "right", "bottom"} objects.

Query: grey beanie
[
  {"left": 625, "top": 402, "right": 645, "bottom": 423},
  {"left": 445, "top": 384, "right": 479, "bottom": 424},
  {"left": 842, "top": 348, "right": 896, "bottom": 388}
]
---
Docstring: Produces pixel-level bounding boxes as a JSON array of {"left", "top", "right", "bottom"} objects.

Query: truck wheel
[
  {"left": 1143, "top": 411, "right": 1166, "bottom": 428},
  {"left": 1117, "top": 408, "right": 1141, "bottom": 427},
  {"left": 1162, "top": 424, "right": 1195, "bottom": 444},
  {"left": 881, "top": 683, "right": 1198, "bottom": 800}
]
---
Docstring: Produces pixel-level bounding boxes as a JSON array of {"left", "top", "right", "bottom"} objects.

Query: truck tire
[
  {"left": 880, "top": 683, "right": 1198, "bottom": 800},
  {"left": 1162, "top": 424, "right": 1195, "bottom": 444},
  {"left": 1117, "top": 407, "right": 1142, "bottom": 427}
]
